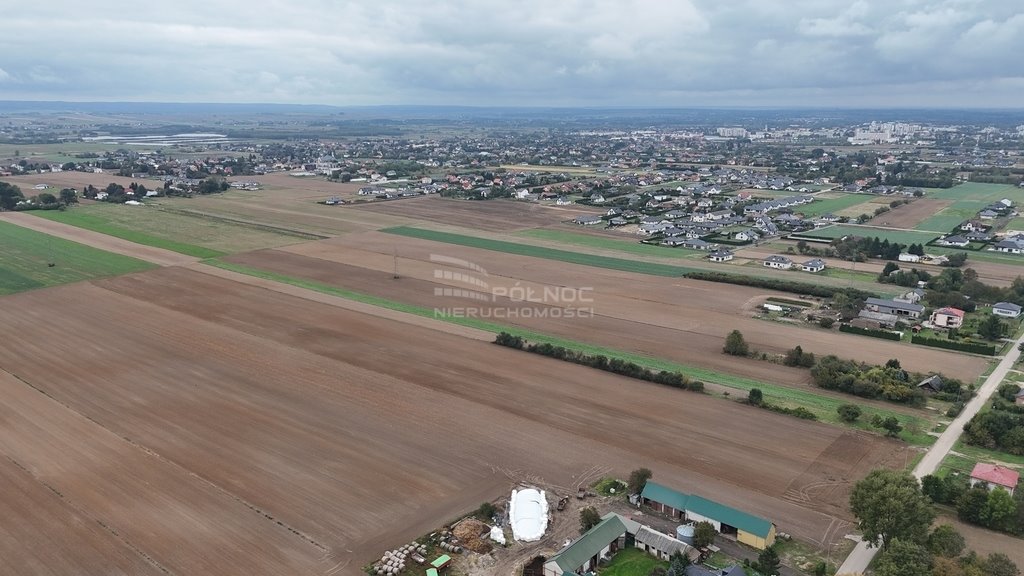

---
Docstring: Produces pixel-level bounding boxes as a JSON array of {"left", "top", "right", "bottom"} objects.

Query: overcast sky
[{"left": 0, "top": 0, "right": 1021, "bottom": 107}]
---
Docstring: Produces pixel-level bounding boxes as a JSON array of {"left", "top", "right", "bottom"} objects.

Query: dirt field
[
  {"left": 870, "top": 199, "right": 954, "bottom": 230},
  {"left": 0, "top": 267, "right": 910, "bottom": 574},
  {"left": 351, "top": 195, "right": 602, "bottom": 231},
  {"left": 247, "top": 232, "right": 989, "bottom": 383},
  {"left": 936, "top": 515, "right": 1024, "bottom": 567}
]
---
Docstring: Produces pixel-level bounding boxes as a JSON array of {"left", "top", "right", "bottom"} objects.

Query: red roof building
[{"left": 969, "top": 463, "right": 1019, "bottom": 496}]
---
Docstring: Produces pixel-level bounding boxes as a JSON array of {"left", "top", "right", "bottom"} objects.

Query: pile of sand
[{"left": 453, "top": 518, "right": 493, "bottom": 554}]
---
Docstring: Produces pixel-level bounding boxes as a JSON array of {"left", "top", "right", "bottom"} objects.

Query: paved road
[{"left": 836, "top": 334, "right": 1024, "bottom": 575}]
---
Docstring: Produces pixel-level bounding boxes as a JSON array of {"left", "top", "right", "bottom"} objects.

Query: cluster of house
[
  {"left": 544, "top": 480, "right": 772, "bottom": 576},
  {"left": 742, "top": 194, "right": 814, "bottom": 215},
  {"left": 853, "top": 290, "right": 1022, "bottom": 330},
  {"left": 761, "top": 255, "right": 826, "bottom": 273}
]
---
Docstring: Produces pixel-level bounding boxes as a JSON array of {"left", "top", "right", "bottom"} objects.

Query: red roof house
[{"left": 969, "top": 463, "right": 1019, "bottom": 496}]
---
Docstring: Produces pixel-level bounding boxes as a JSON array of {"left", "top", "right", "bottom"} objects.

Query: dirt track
[
  {"left": 0, "top": 267, "right": 909, "bottom": 574},
  {"left": 0, "top": 212, "right": 199, "bottom": 266},
  {"left": 248, "top": 232, "right": 989, "bottom": 383}
]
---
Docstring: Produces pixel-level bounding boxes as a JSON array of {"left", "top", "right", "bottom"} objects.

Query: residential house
[
  {"left": 993, "top": 302, "right": 1023, "bottom": 318},
  {"left": 818, "top": 213, "right": 841, "bottom": 223},
  {"left": 763, "top": 255, "right": 793, "bottom": 270},
  {"left": 640, "top": 482, "right": 776, "bottom": 550},
  {"left": 960, "top": 221, "right": 989, "bottom": 233},
  {"left": 993, "top": 238, "right": 1024, "bottom": 254},
  {"left": 555, "top": 196, "right": 572, "bottom": 205},
  {"left": 543, "top": 514, "right": 628, "bottom": 576},
  {"left": 609, "top": 216, "right": 628, "bottom": 226},
  {"left": 979, "top": 209, "right": 999, "bottom": 219},
  {"left": 895, "top": 288, "right": 925, "bottom": 304},
  {"left": 964, "top": 231, "right": 992, "bottom": 242},
  {"left": 590, "top": 194, "right": 607, "bottom": 204},
  {"left": 930, "top": 307, "right": 965, "bottom": 329},
  {"left": 665, "top": 238, "right": 714, "bottom": 250},
  {"left": 733, "top": 229, "right": 760, "bottom": 242},
  {"left": 801, "top": 259, "right": 826, "bottom": 273},
  {"left": 937, "top": 235, "right": 970, "bottom": 248},
  {"left": 708, "top": 250, "right": 734, "bottom": 263},
  {"left": 574, "top": 214, "right": 604, "bottom": 226},
  {"left": 863, "top": 297, "right": 924, "bottom": 320},
  {"left": 969, "top": 463, "right": 1019, "bottom": 496}
]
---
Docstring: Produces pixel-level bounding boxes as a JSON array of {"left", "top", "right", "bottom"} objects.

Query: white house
[
  {"left": 992, "top": 302, "right": 1023, "bottom": 318},
  {"left": 898, "top": 253, "right": 922, "bottom": 263},
  {"left": 801, "top": 259, "right": 826, "bottom": 273},
  {"left": 708, "top": 250, "right": 734, "bottom": 263},
  {"left": 763, "top": 255, "right": 793, "bottom": 269}
]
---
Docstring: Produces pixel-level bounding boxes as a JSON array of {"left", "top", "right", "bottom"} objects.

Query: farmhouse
[
  {"left": 801, "top": 259, "right": 826, "bottom": 273},
  {"left": 863, "top": 297, "right": 924, "bottom": 320},
  {"left": 993, "top": 302, "right": 1023, "bottom": 318},
  {"left": 969, "top": 463, "right": 1019, "bottom": 496},
  {"left": 708, "top": 250, "right": 734, "bottom": 263},
  {"left": 640, "top": 482, "right": 776, "bottom": 550},
  {"left": 930, "top": 307, "right": 965, "bottom": 329},
  {"left": 543, "top": 514, "right": 628, "bottom": 576},
  {"left": 763, "top": 255, "right": 792, "bottom": 270}
]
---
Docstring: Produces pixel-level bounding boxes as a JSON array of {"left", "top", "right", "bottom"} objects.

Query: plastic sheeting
[{"left": 509, "top": 488, "right": 548, "bottom": 542}]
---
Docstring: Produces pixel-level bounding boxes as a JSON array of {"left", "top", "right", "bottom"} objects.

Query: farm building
[
  {"left": 640, "top": 482, "right": 776, "bottom": 550},
  {"left": 863, "top": 297, "right": 924, "bottom": 320},
  {"left": 898, "top": 253, "right": 922, "bottom": 263},
  {"left": 543, "top": 514, "right": 628, "bottom": 576},
  {"left": 917, "top": 375, "right": 944, "bottom": 394},
  {"left": 930, "top": 307, "right": 965, "bottom": 329},
  {"left": 993, "top": 302, "right": 1022, "bottom": 318},
  {"left": 969, "top": 463, "right": 1019, "bottom": 496},
  {"left": 801, "top": 259, "right": 826, "bottom": 273},
  {"left": 763, "top": 255, "right": 792, "bottom": 270},
  {"left": 633, "top": 525, "right": 697, "bottom": 562}
]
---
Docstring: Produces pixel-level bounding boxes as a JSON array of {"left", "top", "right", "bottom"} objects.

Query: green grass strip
[
  {"left": 31, "top": 210, "right": 225, "bottom": 258},
  {"left": 383, "top": 226, "right": 700, "bottom": 276},
  {"left": 207, "top": 258, "right": 932, "bottom": 444}
]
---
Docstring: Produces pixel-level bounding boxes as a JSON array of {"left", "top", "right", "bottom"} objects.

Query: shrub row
[
  {"left": 839, "top": 324, "right": 902, "bottom": 341},
  {"left": 494, "top": 332, "right": 705, "bottom": 392},
  {"left": 910, "top": 335, "right": 997, "bottom": 356},
  {"left": 685, "top": 271, "right": 875, "bottom": 300},
  {"left": 763, "top": 403, "right": 817, "bottom": 420}
]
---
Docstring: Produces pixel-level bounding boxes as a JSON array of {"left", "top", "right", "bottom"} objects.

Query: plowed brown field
[
  {"left": 0, "top": 267, "right": 909, "bottom": 574},
  {"left": 243, "top": 232, "right": 989, "bottom": 383}
]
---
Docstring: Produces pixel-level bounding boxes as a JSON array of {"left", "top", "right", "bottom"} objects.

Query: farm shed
[
  {"left": 640, "top": 482, "right": 776, "bottom": 550},
  {"left": 633, "top": 525, "right": 697, "bottom": 561},
  {"left": 543, "top": 514, "right": 627, "bottom": 576}
]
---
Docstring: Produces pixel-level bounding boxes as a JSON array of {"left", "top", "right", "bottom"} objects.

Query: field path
[{"left": 0, "top": 212, "right": 199, "bottom": 266}]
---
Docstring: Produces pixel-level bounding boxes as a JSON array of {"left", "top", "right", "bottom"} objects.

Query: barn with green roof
[{"left": 640, "top": 481, "right": 776, "bottom": 550}]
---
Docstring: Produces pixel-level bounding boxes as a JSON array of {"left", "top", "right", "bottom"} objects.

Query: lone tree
[
  {"left": 747, "top": 388, "right": 764, "bottom": 406},
  {"left": 754, "top": 545, "right": 781, "bottom": 576},
  {"left": 579, "top": 506, "right": 601, "bottom": 534},
  {"left": 627, "top": 468, "right": 653, "bottom": 495},
  {"left": 692, "top": 521, "right": 717, "bottom": 548},
  {"left": 850, "top": 469, "right": 935, "bottom": 549},
  {"left": 837, "top": 404, "right": 862, "bottom": 423},
  {"left": 723, "top": 330, "right": 749, "bottom": 356}
]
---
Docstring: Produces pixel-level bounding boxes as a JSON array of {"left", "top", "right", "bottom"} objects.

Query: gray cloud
[{"left": 0, "top": 0, "right": 1020, "bottom": 107}]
